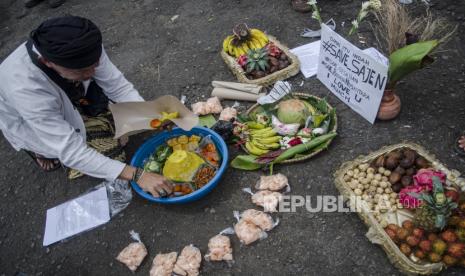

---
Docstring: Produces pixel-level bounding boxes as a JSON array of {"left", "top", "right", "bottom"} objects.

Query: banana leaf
[
  {"left": 388, "top": 40, "right": 438, "bottom": 87},
  {"left": 230, "top": 155, "right": 263, "bottom": 170}
]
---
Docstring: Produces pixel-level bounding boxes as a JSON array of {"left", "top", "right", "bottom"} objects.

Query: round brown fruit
[
  {"left": 412, "top": 228, "right": 424, "bottom": 239},
  {"left": 405, "top": 167, "right": 416, "bottom": 176},
  {"left": 440, "top": 230, "right": 458, "bottom": 243},
  {"left": 419, "top": 240, "right": 432, "bottom": 252},
  {"left": 400, "top": 158, "right": 415, "bottom": 169},
  {"left": 442, "top": 255, "right": 458, "bottom": 266},
  {"left": 386, "top": 224, "right": 399, "bottom": 232},
  {"left": 394, "top": 166, "right": 406, "bottom": 176},
  {"left": 415, "top": 157, "right": 429, "bottom": 168},
  {"left": 399, "top": 243, "right": 412, "bottom": 256},
  {"left": 401, "top": 176, "right": 412, "bottom": 187},
  {"left": 389, "top": 172, "right": 402, "bottom": 185},
  {"left": 385, "top": 155, "right": 400, "bottom": 170},
  {"left": 428, "top": 233, "right": 438, "bottom": 242},
  {"left": 459, "top": 258, "right": 465, "bottom": 267},
  {"left": 385, "top": 229, "right": 397, "bottom": 242},
  {"left": 402, "top": 220, "right": 414, "bottom": 231},
  {"left": 414, "top": 249, "right": 426, "bottom": 259},
  {"left": 455, "top": 228, "right": 465, "bottom": 242},
  {"left": 403, "top": 149, "right": 417, "bottom": 161},
  {"left": 428, "top": 252, "right": 442, "bottom": 263},
  {"left": 447, "top": 242, "right": 465, "bottom": 258},
  {"left": 406, "top": 235, "right": 420, "bottom": 247},
  {"left": 392, "top": 183, "right": 403, "bottom": 193},
  {"left": 373, "top": 155, "right": 385, "bottom": 168},
  {"left": 396, "top": 228, "right": 409, "bottom": 241}
]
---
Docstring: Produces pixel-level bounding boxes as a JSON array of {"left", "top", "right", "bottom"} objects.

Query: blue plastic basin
[{"left": 130, "top": 127, "right": 229, "bottom": 204}]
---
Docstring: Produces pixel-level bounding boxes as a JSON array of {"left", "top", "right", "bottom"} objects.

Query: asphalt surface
[{"left": 1, "top": 0, "right": 465, "bottom": 275}]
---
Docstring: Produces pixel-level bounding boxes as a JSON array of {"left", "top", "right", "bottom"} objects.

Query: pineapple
[
  {"left": 412, "top": 177, "right": 458, "bottom": 232},
  {"left": 245, "top": 48, "right": 269, "bottom": 73}
]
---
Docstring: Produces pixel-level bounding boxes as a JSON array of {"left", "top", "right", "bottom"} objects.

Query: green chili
[{"left": 272, "top": 132, "right": 337, "bottom": 164}]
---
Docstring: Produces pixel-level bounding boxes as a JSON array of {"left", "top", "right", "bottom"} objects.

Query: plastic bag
[
  {"left": 229, "top": 210, "right": 279, "bottom": 245},
  {"left": 271, "top": 115, "right": 300, "bottom": 136},
  {"left": 204, "top": 230, "right": 234, "bottom": 263},
  {"left": 191, "top": 97, "right": 223, "bottom": 115},
  {"left": 242, "top": 187, "right": 283, "bottom": 213},
  {"left": 255, "top": 173, "right": 290, "bottom": 192},
  {"left": 198, "top": 135, "right": 221, "bottom": 167},
  {"left": 116, "top": 230, "right": 148, "bottom": 272},
  {"left": 173, "top": 244, "right": 202, "bottom": 276},
  {"left": 149, "top": 251, "right": 178, "bottom": 276},
  {"left": 105, "top": 179, "right": 133, "bottom": 217}
]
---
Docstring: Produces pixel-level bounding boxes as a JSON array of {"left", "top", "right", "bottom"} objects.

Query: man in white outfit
[{"left": 0, "top": 16, "right": 173, "bottom": 197}]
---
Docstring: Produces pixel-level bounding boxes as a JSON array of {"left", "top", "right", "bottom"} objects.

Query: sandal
[
  {"left": 24, "top": 150, "right": 62, "bottom": 172},
  {"left": 454, "top": 132, "right": 465, "bottom": 157},
  {"left": 291, "top": 0, "right": 312, "bottom": 13}
]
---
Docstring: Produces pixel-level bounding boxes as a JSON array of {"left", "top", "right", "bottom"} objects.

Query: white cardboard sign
[{"left": 317, "top": 24, "right": 388, "bottom": 123}]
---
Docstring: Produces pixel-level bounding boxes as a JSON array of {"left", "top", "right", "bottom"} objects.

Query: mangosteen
[
  {"left": 278, "top": 60, "right": 287, "bottom": 70},
  {"left": 385, "top": 155, "right": 400, "bottom": 170},
  {"left": 392, "top": 183, "right": 403, "bottom": 193},
  {"left": 405, "top": 167, "right": 416, "bottom": 176},
  {"left": 270, "top": 65, "right": 278, "bottom": 73},
  {"left": 415, "top": 157, "right": 429, "bottom": 169},
  {"left": 400, "top": 158, "right": 415, "bottom": 168},
  {"left": 389, "top": 172, "right": 402, "bottom": 184},
  {"left": 394, "top": 166, "right": 406, "bottom": 176},
  {"left": 401, "top": 176, "right": 413, "bottom": 187},
  {"left": 279, "top": 53, "right": 288, "bottom": 61}
]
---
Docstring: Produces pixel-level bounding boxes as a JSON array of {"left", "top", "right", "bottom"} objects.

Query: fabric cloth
[
  {"left": 0, "top": 42, "right": 144, "bottom": 180},
  {"left": 31, "top": 16, "right": 102, "bottom": 69}
]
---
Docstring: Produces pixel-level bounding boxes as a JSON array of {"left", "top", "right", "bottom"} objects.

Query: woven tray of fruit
[
  {"left": 221, "top": 23, "right": 300, "bottom": 87},
  {"left": 230, "top": 93, "right": 337, "bottom": 171},
  {"left": 334, "top": 142, "right": 465, "bottom": 275}
]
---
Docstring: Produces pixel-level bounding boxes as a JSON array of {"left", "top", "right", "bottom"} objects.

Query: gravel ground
[{"left": 1, "top": 0, "right": 465, "bottom": 275}]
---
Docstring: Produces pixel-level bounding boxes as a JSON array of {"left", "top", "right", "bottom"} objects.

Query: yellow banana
[
  {"left": 250, "top": 37, "right": 265, "bottom": 49},
  {"left": 251, "top": 130, "right": 278, "bottom": 139},
  {"left": 249, "top": 127, "right": 273, "bottom": 134},
  {"left": 250, "top": 29, "right": 269, "bottom": 44},
  {"left": 241, "top": 42, "right": 251, "bottom": 55},
  {"left": 254, "top": 136, "right": 281, "bottom": 144},
  {"left": 222, "top": 35, "right": 233, "bottom": 53},
  {"left": 235, "top": 47, "right": 245, "bottom": 57},
  {"left": 251, "top": 139, "right": 280, "bottom": 150},
  {"left": 246, "top": 141, "right": 269, "bottom": 156},
  {"left": 246, "top": 39, "right": 259, "bottom": 50},
  {"left": 245, "top": 121, "right": 265, "bottom": 129}
]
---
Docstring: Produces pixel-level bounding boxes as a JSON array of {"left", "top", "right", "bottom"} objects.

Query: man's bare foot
[
  {"left": 25, "top": 151, "right": 61, "bottom": 172},
  {"left": 35, "top": 156, "right": 60, "bottom": 171},
  {"left": 459, "top": 135, "right": 465, "bottom": 152}
]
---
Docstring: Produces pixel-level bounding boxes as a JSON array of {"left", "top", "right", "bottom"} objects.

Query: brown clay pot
[{"left": 377, "top": 89, "right": 401, "bottom": 120}]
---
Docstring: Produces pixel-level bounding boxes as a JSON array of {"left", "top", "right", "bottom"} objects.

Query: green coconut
[{"left": 276, "top": 99, "right": 308, "bottom": 126}]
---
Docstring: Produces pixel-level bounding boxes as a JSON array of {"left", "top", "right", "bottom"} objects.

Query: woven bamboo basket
[
  {"left": 334, "top": 142, "right": 465, "bottom": 275},
  {"left": 220, "top": 35, "right": 300, "bottom": 87},
  {"left": 241, "top": 92, "right": 337, "bottom": 164}
]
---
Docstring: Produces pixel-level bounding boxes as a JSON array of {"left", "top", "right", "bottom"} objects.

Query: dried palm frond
[{"left": 372, "top": 0, "right": 456, "bottom": 55}]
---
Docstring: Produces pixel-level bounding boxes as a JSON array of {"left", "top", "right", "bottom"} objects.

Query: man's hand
[
  {"left": 137, "top": 172, "right": 173, "bottom": 197},
  {"left": 118, "top": 165, "right": 173, "bottom": 197}
]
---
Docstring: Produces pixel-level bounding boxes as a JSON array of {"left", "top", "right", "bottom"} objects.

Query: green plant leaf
[
  {"left": 388, "top": 40, "right": 438, "bottom": 87},
  {"left": 197, "top": 114, "right": 217, "bottom": 128},
  {"left": 230, "top": 155, "right": 263, "bottom": 170},
  {"left": 258, "top": 60, "right": 267, "bottom": 71}
]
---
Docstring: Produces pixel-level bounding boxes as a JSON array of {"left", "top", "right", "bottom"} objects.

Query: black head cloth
[{"left": 30, "top": 16, "right": 102, "bottom": 69}]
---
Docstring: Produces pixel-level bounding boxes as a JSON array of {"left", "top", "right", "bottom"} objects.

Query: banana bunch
[
  {"left": 245, "top": 127, "right": 282, "bottom": 156},
  {"left": 222, "top": 29, "right": 269, "bottom": 58}
]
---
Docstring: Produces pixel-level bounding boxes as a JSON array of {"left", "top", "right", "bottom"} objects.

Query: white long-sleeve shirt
[{"left": 0, "top": 42, "right": 144, "bottom": 180}]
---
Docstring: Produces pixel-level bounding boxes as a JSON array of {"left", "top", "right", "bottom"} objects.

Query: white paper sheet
[
  {"left": 290, "top": 40, "right": 321, "bottom": 78},
  {"left": 43, "top": 186, "right": 110, "bottom": 246},
  {"left": 363, "top": 47, "right": 389, "bottom": 67}
]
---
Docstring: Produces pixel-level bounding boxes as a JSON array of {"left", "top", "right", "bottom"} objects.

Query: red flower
[
  {"left": 265, "top": 42, "right": 282, "bottom": 57},
  {"left": 288, "top": 137, "right": 302, "bottom": 147}
]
